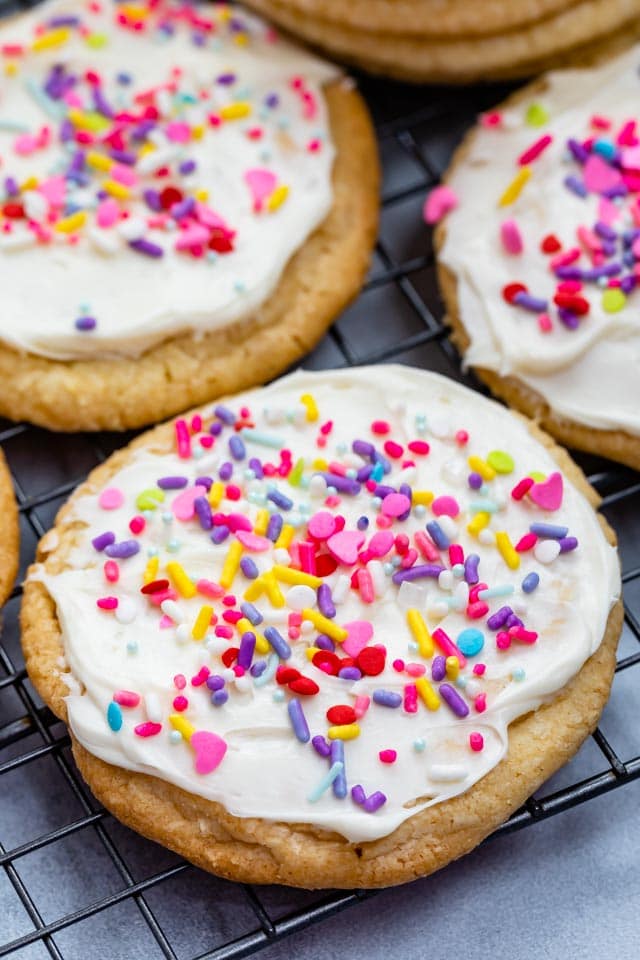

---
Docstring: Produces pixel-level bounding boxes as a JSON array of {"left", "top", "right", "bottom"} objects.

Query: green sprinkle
[
  {"left": 136, "top": 487, "right": 165, "bottom": 511},
  {"left": 287, "top": 457, "right": 305, "bottom": 487},
  {"left": 85, "top": 33, "right": 108, "bottom": 48},
  {"left": 526, "top": 102, "right": 549, "bottom": 127},
  {"left": 487, "top": 450, "right": 515, "bottom": 474},
  {"left": 602, "top": 287, "right": 626, "bottom": 313}
]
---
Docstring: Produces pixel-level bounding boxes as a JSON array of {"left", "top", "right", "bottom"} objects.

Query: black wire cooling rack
[{"left": 1, "top": 3, "right": 640, "bottom": 958}]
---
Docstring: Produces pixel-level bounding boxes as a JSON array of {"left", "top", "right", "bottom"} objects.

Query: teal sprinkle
[
  {"left": 469, "top": 499, "right": 500, "bottom": 514},
  {"left": 383, "top": 562, "right": 394, "bottom": 576},
  {"left": 207, "top": 252, "right": 218, "bottom": 263},
  {"left": 335, "top": 442, "right": 347, "bottom": 455},
  {"left": 593, "top": 139, "right": 616, "bottom": 161},
  {"left": 407, "top": 640, "right": 418, "bottom": 653},
  {"left": 169, "top": 730, "right": 183, "bottom": 744},
  {"left": 414, "top": 504, "right": 426, "bottom": 518},
  {"left": 241, "top": 428, "right": 285, "bottom": 448},
  {"left": 233, "top": 280, "right": 246, "bottom": 294},
  {"left": 298, "top": 502, "right": 311, "bottom": 515},
  {"left": 512, "top": 668, "right": 526, "bottom": 682},
  {"left": 126, "top": 640, "right": 138, "bottom": 654},
  {"left": 255, "top": 653, "right": 279, "bottom": 688},
  {"left": 452, "top": 563, "right": 465, "bottom": 578},
  {"left": 478, "top": 584, "right": 515, "bottom": 600},
  {"left": 307, "top": 762, "right": 344, "bottom": 803},
  {"left": 244, "top": 468, "right": 256, "bottom": 481},
  {"left": 346, "top": 468, "right": 357, "bottom": 479},
  {"left": 371, "top": 463, "right": 384, "bottom": 482},
  {"left": 272, "top": 688, "right": 285, "bottom": 702},
  {"left": 0, "top": 120, "right": 30, "bottom": 133},
  {"left": 455, "top": 676, "right": 468, "bottom": 689},
  {"left": 413, "top": 738, "right": 426, "bottom": 753},
  {"left": 161, "top": 511, "right": 173, "bottom": 524},
  {"left": 107, "top": 701, "right": 123, "bottom": 732},
  {"left": 371, "top": 497, "right": 382, "bottom": 510},
  {"left": 192, "top": 447, "right": 204, "bottom": 459},
  {"left": 326, "top": 486, "right": 337, "bottom": 497},
  {"left": 166, "top": 539, "right": 181, "bottom": 553}
]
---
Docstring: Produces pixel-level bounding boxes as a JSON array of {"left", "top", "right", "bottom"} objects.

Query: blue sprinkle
[
  {"left": 211, "top": 689, "right": 229, "bottom": 706},
  {"left": 264, "top": 626, "right": 292, "bottom": 659},
  {"left": 240, "top": 601, "right": 263, "bottom": 625},
  {"left": 457, "top": 628, "right": 485, "bottom": 657},
  {"left": 267, "top": 488, "right": 293, "bottom": 511},
  {"left": 530, "top": 522, "right": 569, "bottom": 539},
  {"left": 107, "top": 701, "right": 123, "bottom": 732},
  {"left": 240, "top": 556, "right": 259, "bottom": 579},
  {"left": 372, "top": 689, "right": 402, "bottom": 708},
  {"left": 229, "top": 435, "right": 246, "bottom": 461},
  {"left": 522, "top": 572, "right": 540, "bottom": 594},
  {"left": 426, "top": 520, "right": 450, "bottom": 550}
]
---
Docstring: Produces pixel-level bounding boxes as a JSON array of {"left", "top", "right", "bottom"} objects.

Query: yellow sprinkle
[
  {"left": 407, "top": 609, "right": 434, "bottom": 658},
  {"left": 305, "top": 646, "right": 320, "bottom": 661},
  {"left": 302, "top": 609, "right": 348, "bottom": 642},
  {"left": 253, "top": 508, "right": 270, "bottom": 535},
  {"left": 32, "top": 28, "right": 70, "bottom": 51},
  {"left": 445, "top": 655, "right": 460, "bottom": 680},
  {"left": 300, "top": 393, "right": 319, "bottom": 422},
  {"left": 243, "top": 577, "right": 266, "bottom": 602},
  {"left": 54, "top": 211, "right": 87, "bottom": 234},
  {"left": 499, "top": 166, "right": 532, "bottom": 206},
  {"left": 468, "top": 455, "right": 496, "bottom": 481},
  {"left": 194, "top": 189, "right": 209, "bottom": 202},
  {"left": 220, "top": 540, "right": 243, "bottom": 590},
  {"left": 103, "top": 179, "right": 130, "bottom": 200},
  {"left": 4, "top": 63, "right": 18, "bottom": 77},
  {"left": 191, "top": 124, "right": 205, "bottom": 140},
  {"left": 143, "top": 556, "right": 159, "bottom": 585},
  {"left": 495, "top": 531, "right": 520, "bottom": 570},
  {"left": 120, "top": 4, "right": 150, "bottom": 18},
  {"left": 20, "top": 176, "right": 39, "bottom": 191},
  {"left": 169, "top": 714, "right": 195, "bottom": 741},
  {"left": 275, "top": 524, "right": 294, "bottom": 549},
  {"left": 233, "top": 33, "right": 248, "bottom": 46},
  {"left": 312, "top": 458, "right": 328, "bottom": 470},
  {"left": 467, "top": 511, "right": 491, "bottom": 537},
  {"left": 412, "top": 490, "right": 434, "bottom": 507},
  {"left": 208, "top": 481, "right": 224, "bottom": 508},
  {"left": 273, "top": 565, "right": 322, "bottom": 589},
  {"left": 262, "top": 571, "right": 285, "bottom": 608},
  {"left": 415, "top": 677, "right": 440, "bottom": 711},
  {"left": 68, "top": 108, "right": 110, "bottom": 133},
  {"left": 327, "top": 723, "right": 360, "bottom": 741},
  {"left": 267, "top": 184, "right": 289, "bottom": 212},
  {"left": 166, "top": 561, "right": 197, "bottom": 599},
  {"left": 192, "top": 605, "right": 213, "bottom": 640},
  {"left": 86, "top": 151, "right": 112, "bottom": 172},
  {"left": 220, "top": 102, "right": 251, "bottom": 120}
]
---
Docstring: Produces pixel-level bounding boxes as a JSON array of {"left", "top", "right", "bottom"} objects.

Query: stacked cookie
[{"left": 243, "top": 0, "right": 640, "bottom": 83}]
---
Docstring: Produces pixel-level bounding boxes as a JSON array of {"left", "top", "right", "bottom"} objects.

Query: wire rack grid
[{"left": 1, "top": 4, "right": 640, "bottom": 959}]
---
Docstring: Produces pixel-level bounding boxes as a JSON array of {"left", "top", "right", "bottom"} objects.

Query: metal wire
[{"left": 1, "top": 3, "right": 639, "bottom": 957}]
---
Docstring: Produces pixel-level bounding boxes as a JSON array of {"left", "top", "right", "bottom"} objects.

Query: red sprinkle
[
  {"left": 327, "top": 705, "right": 356, "bottom": 725},
  {"left": 289, "top": 676, "right": 320, "bottom": 695},
  {"left": 502, "top": 282, "right": 528, "bottom": 304},
  {"left": 357, "top": 647, "right": 386, "bottom": 676},
  {"left": 541, "top": 233, "right": 562, "bottom": 254}
]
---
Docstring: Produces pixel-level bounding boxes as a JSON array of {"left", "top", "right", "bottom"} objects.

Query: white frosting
[
  {"left": 440, "top": 46, "right": 640, "bottom": 435},
  {"left": 0, "top": 0, "right": 338, "bottom": 359},
  {"left": 32, "top": 366, "right": 620, "bottom": 842}
]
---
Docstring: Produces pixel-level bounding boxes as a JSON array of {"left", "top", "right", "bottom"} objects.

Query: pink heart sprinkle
[
  {"left": 528, "top": 472, "right": 563, "bottom": 511},
  {"left": 326, "top": 530, "right": 365, "bottom": 566},
  {"left": 423, "top": 185, "right": 458, "bottom": 225},
  {"left": 583, "top": 154, "right": 623, "bottom": 195},
  {"left": 367, "top": 530, "right": 394, "bottom": 558},
  {"left": 244, "top": 168, "right": 277, "bottom": 212},
  {"left": 236, "top": 530, "right": 271, "bottom": 552},
  {"left": 342, "top": 620, "right": 374, "bottom": 658},
  {"left": 431, "top": 495, "right": 460, "bottom": 518},
  {"left": 307, "top": 510, "right": 337, "bottom": 540},
  {"left": 172, "top": 484, "right": 208, "bottom": 521},
  {"left": 191, "top": 730, "right": 227, "bottom": 775},
  {"left": 381, "top": 493, "right": 411, "bottom": 518},
  {"left": 99, "top": 487, "right": 124, "bottom": 510}
]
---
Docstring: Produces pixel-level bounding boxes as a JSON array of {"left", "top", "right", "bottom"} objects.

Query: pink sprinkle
[
  {"left": 511, "top": 477, "right": 534, "bottom": 501},
  {"left": 375, "top": 515, "right": 393, "bottom": 529},
  {"left": 175, "top": 224, "right": 210, "bottom": 250},
  {"left": 354, "top": 695, "right": 370, "bottom": 719},
  {"left": 298, "top": 541, "right": 317, "bottom": 575},
  {"left": 174, "top": 674, "right": 186, "bottom": 690},
  {"left": 38, "top": 176, "right": 66, "bottom": 207},
  {"left": 113, "top": 690, "right": 140, "bottom": 707},
  {"left": 403, "top": 684, "right": 418, "bottom": 714},
  {"left": 14, "top": 134, "right": 38, "bottom": 156},
  {"left": 500, "top": 218, "right": 524, "bottom": 255},
  {"left": 236, "top": 530, "right": 271, "bottom": 552},
  {"left": 134, "top": 721, "right": 162, "bottom": 738},
  {"left": 423, "top": 184, "right": 458, "bottom": 225},
  {"left": 175, "top": 419, "right": 191, "bottom": 459},
  {"left": 480, "top": 111, "right": 502, "bottom": 128},
  {"left": 400, "top": 548, "right": 418, "bottom": 569},
  {"left": 99, "top": 487, "right": 124, "bottom": 510},
  {"left": 583, "top": 153, "right": 623, "bottom": 194},
  {"left": 214, "top": 625, "right": 233, "bottom": 639},
  {"left": 407, "top": 440, "right": 430, "bottom": 455},
  {"left": 449, "top": 543, "right": 464, "bottom": 565},
  {"left": 393, "top": 659, "right": 405, "bottom": 672},
  {"left": 97, "top": 596, "right": 118, "bottom": 610},
  {"left": 172, "top": 484, "right": 206, "bottom": 521},
  {"left": 307, "top": 510, "right": 337, "bottom": 540},
  {"left": 591, "top": 114, "right": 611, "bottom": 130},
  {"left": 432, "top": 627, "right": 467, "bottom": 667},
  {"left": 383, "top": 440, "right": 404, "bottom": 459},
  {"left": 96, "top": 198, "right": 119, "bottom": 228},
  {"left": 381, "top": 492, "right": 411, "bottom": 518},
  {"left": 172, "top": 695, "right": 189, "bottom": 711},
  {"left": 111, "top": 163, "right": 137, "bottom": 187},
  {"left": 538, "top": 313, "right": 553, "bottom": 333},
  {"left": 244, "top": 168, "right": 277, "bottom": 212},
  {"left": 431, "top": 495, "right": 459, "bottom": 518},
  {"left": 414, "top": 530, "right": 440, "bottom": 561},
  {"left": 550, "top": 247, "right": 580, "bottom": 270},
  {"left": 379, "top": 749, "right": 397, "bottom": 764},
  {"left": 104, "top": 560, "right": 119, "bottom": 583},
  {"left": 515, "top": 532, "right": 537, "bottom": 552},
  {"left": 510, "top": 626, "right": 538, "bottom": 644},
  {"left": 367, "top": 530, "right": 394, "bottom": 558},
  {"left": 469, "top": 732, "right": 484, "bottom": 752},
  {"left": 159, "top": 615, "right": 174, "bottom": 629},
  {"left": 196, "top": 579, "right": 222, "bottom": 599},
  {"left": 473, "top": 663, "right": 486, "bottom": 676},
  {"left": 517, "top": 134, "right": 553, "bottom": 166},
  {"left": 405, "top": 662, "right": 426, "bottom": 677},
  {"left": 357, "top": 568, "right": 375, "bottom": 604},
  {"left": 475, "top": 693, "right": 487, "bottom": 713},
  {"left": 166, "top": 121, "right": 191, "bottom": 143},
  {"left": 129, "top": 515, "right": 145, "bottom": 535},
  {"left": 191, "top": 666, "right": 211, "bottom": 686}
]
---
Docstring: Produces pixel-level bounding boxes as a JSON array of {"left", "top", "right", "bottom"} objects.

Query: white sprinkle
[
  {"left": 332, "top": 574, "right": 351, "bottom": 605},
  {"left": 145, "top": 693, "right": 162, "bottom": 723},
  {"left": 286, "top": 585, "right": 316, "bottom": 610},
  {"left": 534, "top": 539, "right": 561, "bottom": 564},
  {"left": 428, "top": 764, "right": 468, "bottom": 782},
  {"left": 115, "top": 598, "right": 137, "bottom": 624}
]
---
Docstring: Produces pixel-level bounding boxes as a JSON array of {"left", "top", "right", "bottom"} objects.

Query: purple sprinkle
[
  {"left": 214, "top": 404, "right": 236, "bottom": 425},
  {"left": 317, "top": 584, "right": 336, "bottom": 619},
  {"left": 237, "top": 632, "right": 256, "bottom": 669},
  {"left": 250, "top": 661, "right": 267, "bottom": 678},
  {"left": 439, "top": 683, "right": 469, "bottom": 718},
  {"left": 59, "top": 118, "right": 75, "bottom": 143},
  {"left": 143, "top": 189, "right": 162, "bottom": 212},
  {"left": 265, "top": 93, "right": 279, "bottom": 109},
  {"left": 240, "top": 556, "right": 259, "bottom": 579},
  {"left": 211, "top": 689, "right": 228, "bottom": 706},
  {"left": 194, "top": 495, "right": 213, "bottom": 531},
  {"left": 195, "top": 476, "right": 213, "bottom": 491},
  {"left": 266, "top": 514, "right": 283, "bottom": 542},
  {"left": 392, "top": 563, "right": 444, "bottom": 585},
  {"left": 209, "top": 421, "right": 223, "bottom": 437},
  {"left": 338, "top": 667, "right": 362, "bottom": 681},
  {"left": 582, "top": 262, "right": 621, "bottom": 280},
  {"left": 92, "top": 531, "right": 115, "bottom": 552},
  {"left": 131, "top": 119, "right": 156, "bottom": 140},
  {"left": 4, "top": 177, "right": 19, "bottom": 198},
  {"left": 464, "top": 553, "right": 480, "bottom": 585},
  {"left": 530, "top": 522, "right": 568, "bottom": 539},
  {"left": 513, "top": 291, "right": 548, "bottom": 313},
  {"left": 567, "top": 138, "right": 589, "bottom": 164},
  {"left": 229, "top": 435, "right": 246, "bottom": 461},
  {"left": 92, "top": 86, "right": 114, "bottom": 119},
  {"left": 312, "top": 735, "right": 331, "bottom": 757},
  {"left": 558, "top": 308, "right": 580, "bottom": 330},
  {"left": 371, "top": 450, "right": 391, "bottom": 474},
  {"left": 601, "top": 239, "right": 617, "bottom": 258},
  {"left": 398, "top": 483, "right": 413, "bottom": 521},
  {"left": 372, "top": 689, "right": 402, "bottom": 708},
  {"left": 157, "top": 476, "right": 189, "bottom": 490},
  {"left": 506, "top": 614, "right": 524, "bottom": 629},
  {"left": 217, "top": 72, "right": 237, "bottom": 85},
  {"left": 554, "top": 265, "right": 583, "bottom": 281},
  {"left": 559, "top": 536, "right": 579, "bottom": 553},
  {"left": 431, "top": 655, "right": 446, "bottom": 682},
  {"left": 357, "top": 516, "right": 369, "bottom": 530},
  {"left": 129, "top": 238, "right": 164, "bottom": 258},
  {"left": 374, "top": 484, "right": 395, "bottom": 499},
  {"left": 211, "top": 525, "right": 230, "bottom": 544},
  {"left": 331, "top": 740, "right": 347, "bottom": 798},
  {"left": 75, "top": 315, "right": 96, "bottom": 332},
  {"left": 487, "top": 606, "right": 513, "bottom": 631},
  {"left": 468, "top": 472, "right": 483, "bottom": 490},
  {"left": 594, "top": 221, "right": 617, "bottom": 241},
  {"left": 104, "top": 540, "right": 140, "bottom": 559},
  {"left": 363, "top": 791, "right": 387, "bottom": 814},
  {"left": 47, "top": 14, "right": 80, "bottom": 26},
  {"left": 179, "top": 159, "right": 197, "bottom": 175},
  {"left": 602, "top": 184, "right": 628, "bottom": 200},
  {"left": 315, "top": 634, "right": 335, "bottom": 652},
  {"left": 288, "top": 699, "right": 310, "bottom": 743},
  {"left": 352, "top": 439, "right": 375, "bottom": 459},
  {"left": 219, "top": 461, "right": 233, "bottom": 481},
  {"left": 267, "top": 489, "right": 293, "bottom": 511},
  {"left": 621, "top": 275, "right": 636, "bottom": 294},
  {"left": 171, "top": 196, "right": 196, "bottom": 220},
  {"left": 108, "top": 149, "right": 136, "bottom": 166},
  {"left": 351, "top": 784, "right": 366, "bottom": 805},
  {"left": 319, "top": 473, "right": 361, "bottom": 495},
  {"left": 264, "top": 626, "right": 291, "bottom": 659},
  {"left": 426, "top": 520, "right": 449, "bottom": 550},
  {"left": 356, "top": 464, "right": 374, "bottom": 483},
  {"left": 248, "top": 457, "right": 264, "bottom": 479},
  {"left": 117, "top": 72, "right": 132, "bottom": 85},
  {"left": 564, "top": 175, "right": 587, "bottom": 198},
  {"left": 206, "top": 675, "right": 225, "bottom": 691},
  {"left": 521, "top": 572, "right": 540, "bottom": 594},
  {"left": 240, "top": 602, "right": 263, "bottom": 625}
]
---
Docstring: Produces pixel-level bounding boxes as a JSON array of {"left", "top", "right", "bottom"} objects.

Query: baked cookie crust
[
  {"left": 0, "top": 449, "right": 19, "bottom": 607},
  {"left": 0, "top": 83, "right": 379, "bottom": 433},
  {"left": 21, "top": 403, "right": 622, "bottom": 889}
]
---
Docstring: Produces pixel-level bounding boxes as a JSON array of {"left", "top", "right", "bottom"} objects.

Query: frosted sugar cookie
[
  {"left": 0, "top": 0, "right": 378, "bottom": 430},
  {"left": 436, "top": 46, "right": 640, "bottom": 469},
  {"left": 22, "top": 366, "right": 621, "bottom": 887}
]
